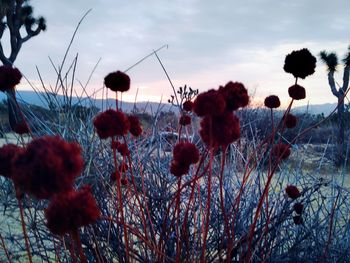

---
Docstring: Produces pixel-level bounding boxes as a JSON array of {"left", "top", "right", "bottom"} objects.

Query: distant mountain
[
  {"left": 0, "top": 90, "right": 177, "bottom": 113},
  {"left": 293, "top": 103, "right": 338, "bottom": 116}
]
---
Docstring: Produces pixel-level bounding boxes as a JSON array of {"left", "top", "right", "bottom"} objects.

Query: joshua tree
[
  {"left": 320, "top": 46, "right": 350, "bottom": 166},
  {"left": 0, "top": 0, "right": 46, "bottom": 65},
  {"left": 0, "top": 0, "right": 46, "bottom": 132}
]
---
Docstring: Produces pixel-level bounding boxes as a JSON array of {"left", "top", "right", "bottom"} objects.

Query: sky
[{"left": 3, "top": 0, "right": 350, "bottom": 107}]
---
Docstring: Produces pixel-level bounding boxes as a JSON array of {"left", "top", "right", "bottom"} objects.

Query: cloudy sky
[{"left": 4, "top": 0, "right": 350, "bottom": 106}]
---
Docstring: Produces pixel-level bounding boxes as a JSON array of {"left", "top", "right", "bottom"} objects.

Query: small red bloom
[
  {"left": 293, "top": 215, "right": 303, "bottom": 225},
  {"left": 183, "top": 100, "right": 193, "bottom": 112},
  {"left": 264, "top": 95, "right": 280, "bottom": 109},
  {"left": 286, "top": 185, "right": 301, "bottom": 199},
  {"left": 284, "top": 48, "right": 316, "bottom": 79},
  {"left": 110, "top": 170, "right": 121, "bottom": 182},
  {"left": 271, "top": 143, "right": 291, "bottom": 160},
  {"left": 0, "top": 66, "right": 22, "bottom": 92},
  {"left": 193, "top": 89, "right": 226, "bottom": 117},
  {"left": 288, "top": 84, "right": 306, "bottom": 100},
  {"left": 128, "top": 115, "right": 142, "bottom": 137},
  {"left": 173, "top": 142, "right": 199, "bottom": 166},
  {"left": 117, "top": 143, "right": 130, "bottom": 156},
  {"left": 199, "top": 111, "right": 240, "bottom": 147},
  {"left": 104, "top": 71, "right": 130, "bottom": 92},
  {"left": 284, "top": 114, "right": 297, "bottom": 128},
  {"left": 111, "top": 140, "right": 121, "bottom": 150},
  {"left": 179, "top": 114, "right": 191, "bottom": 126},
  {"left": 13, "top": 121, "right": 30, "bottom": 135},
  {"left": 0, "top": 144, "right": 23, "bottom": 179},
  {"left": 293, "top": 202, "right": 304, "bottom": 214},
  {"left": 121, "top": 178, "right": 128, "bottom": 186},
  {"left": 12, "top": 136, "right": 84, "bottom": 199},
  {"left": 219, "top": 81, "right": 249, "bottom": 111},
  {"left": 45, "top": 185, "right": 100, "bottom": 235},
  {"left": 170, "top": 160, "right": 190, "bottom": 177},
  {"left": 93, "top": 109, "right": 130, "bottom": 139}
]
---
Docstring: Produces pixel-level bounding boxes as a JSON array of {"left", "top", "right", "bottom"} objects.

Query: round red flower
[
  {"left": 264, "top": 95, "right": 281, "bottom": 109},
  {"left": 286, "top": 185, "right": 301, "bottom": 199},
  {"left": 293, "top": 202, "right": 304, "bottom": 214},
  {"left": 288, "top": 84, "right": 306, "bottom": 100},
  {"left": 193, "top": 89, "right": 226, "bottom": 117},
  {"left": 271, "top": 143, "right": 291, "bottom": 160},
  {"left": 199, "top": 111, "right": 240, "bottom": 147},
  {"left": 0, "top": 144, "right": 23, "bottom": 179},
  {"left": 93, "top": 109, "right": 130, "bottom": 139},
  {"left": 104, "top": 71, "right": 130, "bottom": 92},
  {"left": 179, "top": 114, "right": 191, "bottom": 126},
  {"left": 0, "top": 66, "right": 22, "bottom": 92},
  {"left": 173, "top": 142, "right": 199, "bottom": 166},
  {"left": 45, "top": 185, "right": 100, "bottom": 235},
  {"left": 284, "top": 114, "right": 297, "bottom": 128},
  {"left": 183, "top": 100, "right": 193, "bottom": 112},
  {"left": 12, "top": 136, "right": 84, "bottom": 199},
  {"left": 284, "top": 48, "right": 316, "bottom": 79},
  {"left": 128, "top": 115, "right": 142, "bottom": 137},
  {"left": 219, "top": 81, "right": 249, "bottom": 111},
  {"left": 170, "top": 160, "right": 190, "bottom": 177},
  {"left": 117, "top": 143, "right": 130, "bottom": 156}
]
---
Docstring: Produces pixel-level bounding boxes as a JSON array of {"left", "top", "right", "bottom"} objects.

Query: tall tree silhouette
[
  {"left": 320, "top": 46, "right": 350, "bottom": 166},
  {"left": 0, "top": 0, "right": 46, "bottom": 132}
]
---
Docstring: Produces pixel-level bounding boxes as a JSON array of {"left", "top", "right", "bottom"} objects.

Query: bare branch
[{"left": 328, "top": 71, "right": 339, "bottom": 97}]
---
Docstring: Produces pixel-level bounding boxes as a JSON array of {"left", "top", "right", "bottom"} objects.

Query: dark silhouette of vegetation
[{"left": 320, "top": 46, "right": 350, "bottom": 165}]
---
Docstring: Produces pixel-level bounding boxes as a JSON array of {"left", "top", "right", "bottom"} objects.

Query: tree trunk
[{"left": 336, "top": 95, "right": 345, "bottom": 166}]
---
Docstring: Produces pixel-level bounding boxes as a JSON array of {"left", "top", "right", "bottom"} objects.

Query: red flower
[
  {"left": 13, "top": 122, "right": 30, "bottom": 135},
  {"left": 0, "top": 144, "right": 23, "bottom": 179},
  {"left": 264, "top": 95, "right": 280, "bottom": 109},
  {"left": 271, "top": 143, "right": 291, "bottom": 160},
  {"left": 173, "top": 142, "right": 199, "bottom": 166},
  {"left": 288, "top": 84, "right": 306, "bottom": 100},
  {"left": 111, "top": 140, "right": 121, "bottom": 150},
  {"left": 183, "top": 100, "right": 193, "bottom": 112},
  {"left": 286, "top": 185, "right": 301, "bottom": 199},
  {"left": 12, "top": 136, "right": 84, "bottom": 199},
  {"left": 104, "top": 71, "right": 130, "bottom": 92},
  {"left": 284, "top": 48, "right": 316, "bottom": 79},
  {"left": 218, "top": 81, "right": 249, "bottom": 111},
  {"left": 179, "top": 114, "right": 191, "bottom": 126},
  {"left": 45, "top": 185, "right": 100, "bottom": 235},
  {"left": 199, "top": 111, "right": 240, "bottom": 147},
  {"left": 284, "top": 114, "right": 297, "bottom": 128},
  {"left": 193, "top": 89, "right": 226, "bottom": 117},
  {"left": 128, "top": 115, "right": 142, "bottom": 137},
  {"left": 93, "top": 109, "right": 130, "bottom": 139},
  {"left": 110, "top": 170, "right": 121, "bottom": 183},
  {"left": 117, "top": 143, "right": 130, "bottom": 156},
  {"left": 293, "top": 202, "right": 304, "bottom": 214},
  {"left": 0, "top": 66, "right": 22, "bottom": 92},
  {"left": 293, "top": 215, "right": 303, "bottom": 225},
  {"left": 170, "top": 160, "right": 190, "bottom": 177}
]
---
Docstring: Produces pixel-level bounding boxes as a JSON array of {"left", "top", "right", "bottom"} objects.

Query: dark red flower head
[
  {"left": 293, "top": 202, "right": 304, "bottom": 214},
  {"left": 286, "top": 185, "right": 301, "bottom": 199},
  {"left": 200, "top": 111, "right": 240, "bottom": 148},
  {"left": 170, "top": 160, "right": 190, "bottom": 177},
  {"left": 13, "top": 122, "right": 30, "bottom": 135},
  {"left": 183, "top": 100, "right": 193, "bottom": 112},
  {"left": 173, "top": 142, "right": 199, "bottom": 166},
  {"left": 45, "top": 185, "right": 100, "bottom": 235},
  {"left": 128, "top": 115, "right": 142, "bottom": 137},
  {"left": 110, "top": 170, "right": 121, "bottom": 183},
  {"left": 0, "top": 144, "right": 23, "bottom": 179},
  {"left": 264, "top": 95, "right": 281, "bottom": 109},
  {"left": 117, "top": 143, "right": 130, "bottom": 156},
  {"left": 284, "top": 48, "right": 316, "bottom": 79},
  {"left": 104, "top": 71, "right": 130, "bottom": 92},
  {"left": 12, "top": 136, "right": 84, "bottom": 199},
  {"left": 293, "top": 215, "right": 303, "bottom": 225},
  {"left": 193, "top": 89, "right": 226, "bottom": 117},
  {"left": 0, "top": 66, "right": 22, "bottom": 92},
  {"left": 93, "top": 109, "right": 130, "bottom": 139},
  {"left": 179, "top": 114, "right": 191, "bottom": 126},
  {"left": 288, "top": 84, "right": 306, "bottom": 100},
  {"left": 271, "top": 143, "right": 291, "bottom": 160},
  {"left": 284, "top": 114, "right": 297, "bottom": 128},
  {"left": 219, "top": 81, "right": 249, "bottom": 111}
]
